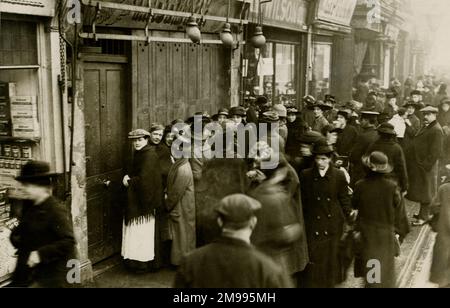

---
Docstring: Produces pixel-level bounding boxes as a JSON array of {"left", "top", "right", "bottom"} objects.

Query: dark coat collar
[
  {"left": 312, "top": 165, "right": 334, "bottom": 180},
  {"left": 417, "top": 120, "right": 439, "bottom": 136},
  {"left": 214, "top": 236, "right": 253, "bottom": 248}
]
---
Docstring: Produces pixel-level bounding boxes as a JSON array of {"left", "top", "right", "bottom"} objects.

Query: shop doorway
[{"left": 83, "top": 57, "right": 129, "bottom": 264}]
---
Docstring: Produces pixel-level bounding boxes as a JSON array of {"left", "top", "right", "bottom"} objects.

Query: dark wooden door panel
[{"left": 84, "top": 61, "right": 127, "bottom": 264}]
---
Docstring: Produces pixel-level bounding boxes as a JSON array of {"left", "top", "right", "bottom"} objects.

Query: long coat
[
  {"left": 430, "top": 180, "right": 450, "bottom": 287},
  {"left": 300, "top": 166, "right": 352, "bottom": 288},
  {"left": 366, "top": 138, "right": 409, "bottom": 192},
  {"left": 166, "top": 158, "right": 196, "bottom": 266},
  {"left": 174, "top": 236, "right": 293, "bottom": 288},
  {"left": 10, "top": 197, "right": 76, "bottom": 288},
  {"left": 248, "top": 162, "right": 309, "bottom": 275},
  {"left": 353, "top": 173, "right": 402, "bottom": 288},
  {"left": 336, "top": 124, "right": 359, "bottom": 156},
  {"left": 125, "top": 145, "right": 164, "bottom": 223},
  {"left": 405, "top": 120, "right": 444, "bottom": 204},
  {"left": 349, "top": 126, "right": 379, "bottom": 187}
]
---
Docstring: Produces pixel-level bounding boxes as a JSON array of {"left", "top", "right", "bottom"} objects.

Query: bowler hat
[
  {"left": 16, "top": 160, "right": 57, "bottom": 183},
  {"left": 297, "top": 131, "right": 325, "bottom": 144},
  {"left": 362, "top": 151, "right": 393, "bottom": 174},
  {"left": 377, "top": 123, "right": 396, "bottom": 135},
  {"left": 410, "top": 90, "right": 422, "bottom": 96},
  {"left": 215, "top": 194, "right": 261, "bottom": 225},
  {"left": 312, "top": 141, "right": 334, "bottom": 155},
  {"left": 229, "top": 106, "right": 247, "bottom": 117},
  {"left": 128, "top": 128, "right": 151, "bottom": 139}
]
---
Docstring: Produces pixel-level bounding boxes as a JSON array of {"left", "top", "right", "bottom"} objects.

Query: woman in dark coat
[
  {"left": 9, "top": 161, "right": 76, "bottom": 288},
  {"left": 299, "top": 142, "right": 352, "bottom": 288},
  {"left": 430, "top": 165, "right": 450, "bottom": 288},
  {"left": 352, "top": 152, "right": 402, "bottom": 288},
  {"left": 122, "top": 129, "right": 164, "bottom": 273}
]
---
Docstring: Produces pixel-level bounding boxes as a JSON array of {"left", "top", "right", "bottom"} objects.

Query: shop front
[
  {"left": 0, "top": 0, "right": 66, "bottom": 284},
  {"left": 309, "top": 0, "right": 357, "bottom": 103},
  {"left": 66, "top": 0, "right": 251, "bottom": 281},
  {"left": 242, "top": 0, "right": 309, "bottom": 108}
]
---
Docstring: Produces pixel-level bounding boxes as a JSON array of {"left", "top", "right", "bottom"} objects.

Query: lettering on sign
[
  {"left": 316, "top": 0, "right": 357, "bottom": 26},
  {"left": 251, "top": 0, "right": 309, "bottom": 30}
]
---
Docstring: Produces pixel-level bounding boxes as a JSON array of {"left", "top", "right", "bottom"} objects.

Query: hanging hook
[
  {"left": 92, "top": 2, "right": 102, "bottom": 41},
  {"left": 145, "top": 0, "right": 154, "bottom": 46}
]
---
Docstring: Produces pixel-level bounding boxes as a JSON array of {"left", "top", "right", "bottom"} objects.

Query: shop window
[
  {"left": 0, "top": 20, "right": 38, "bottom": 66},
  {"left": 243, "top": 42, "right": 297, "bottom": 106},
  {"left": 309, "top": 43, "right": 331, "bottom": 101}
]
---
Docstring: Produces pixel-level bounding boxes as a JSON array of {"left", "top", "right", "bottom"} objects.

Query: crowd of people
[
  {"left": 117, "top": 75, "right": 450, "bottom": 288},
  {"left": 5, "top": 75, "right": 450, "bottom": 288}
]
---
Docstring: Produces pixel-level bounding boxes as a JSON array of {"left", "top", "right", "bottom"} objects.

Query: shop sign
[
  {"left": 315, "top": 0, "right": 357, "bottom": 26},
  {"left": 249, "top": 0, "right": 309, "bottom": 31},
  {"left": 83, "top": 0, "right": 244, "bottom": 32},
  {"left": 0, "top": 0, "right": 56, "bottom": 17}
]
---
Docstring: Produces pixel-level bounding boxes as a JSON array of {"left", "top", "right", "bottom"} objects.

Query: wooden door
[
  {"left": 133, "top": 41, "right": 230, "bottom": 128},
  {"left": 84, "top": 61, "right": 128, "bottom": 264}
]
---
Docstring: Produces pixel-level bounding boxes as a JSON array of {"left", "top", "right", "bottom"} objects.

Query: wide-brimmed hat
[
  {"left": 377, "top": 122, "right": 396, "bottom": 135},
  {"left": 404, "top": 100, "right": 419, "bottom": 108},
  {"left": 128, "top": 128, "right": 151, "bottom": 139},
  {"left": 16, "top": 160, "right": 57, "bottom": 183},
  {"left": 360, "top": 110, "right": 380, "bottom": 118},
  {"left": 312, "top": 141, "right": 334, "bottom": 155},
  {"left": 272, "top": 104, "right": 287, "bottom": 118},
  {"left": 287, "top": 107, "right": 299, "bottom": 114},
  {"left": 229, "top": 106, "right": 247, "bottom": 117},
  {"left": 308, "top": 101, "right": 332, "bottom": 111},
  {"left": 362, "top": 151, "right": 393, "bottom": 174},
  {"left": 337, "top": 109, "right": 352, "bottom": 120},
  {"left": 324, "top": 94, "right": 336, "bottom": 104}
]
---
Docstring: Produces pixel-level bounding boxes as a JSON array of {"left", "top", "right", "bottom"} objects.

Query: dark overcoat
[
  {"left": 352, "top": 173, "right": 402, "bottom": 288},
  {"left": 349, "top": 126, "right": 378, "bottom": 187},
  {"left": 299, "top": 166, "right": 352, "bottom": 288},
  {"left": 430, "top": 181, "right": 450, "bottom": 287},
  {"left": 405, "top": 120, "right": 444, "bottom": 204},
  {"left": 336, "top": 124, "right": 359, "bottom": 156},
  {"left": 10, "top": 197, "right": 76, "bottom": 288},
  {"left": 174, "top": 236, "right": 293, "bottom": 288}
]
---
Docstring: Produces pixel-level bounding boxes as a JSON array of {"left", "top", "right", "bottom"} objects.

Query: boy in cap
[{"left": 174, "top": 194, "right": 292, "bottom": 288}]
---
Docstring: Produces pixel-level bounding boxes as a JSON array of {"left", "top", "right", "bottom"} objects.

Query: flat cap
[
  {"left": 215, "top": 194, "right": 261, "bottom": 224},
  {"left": 128, "top": 129, "right": 150, "bottom": 139},
  {"left": 420, "top": 106, "right": 439, "bottom": 114},
  {"left": 259, "top": 111, "right": 279, "bottom": 123},
  {"left": 150, "top": 123, "right": 165, "bottom": 132}
]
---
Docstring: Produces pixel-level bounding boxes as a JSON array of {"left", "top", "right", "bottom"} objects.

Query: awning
[{"left": 0, "top": 0, "right": 56, "bottom": 17}]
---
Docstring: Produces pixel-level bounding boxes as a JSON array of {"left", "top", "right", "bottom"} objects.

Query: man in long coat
[
  {"left": 349, "top": 111, "right": 379, "bottom": 187},
  {"left": 406, "top": 106, "right": 444, "bottom": 226},
  {"left": 299, "top": 142, "right": 352, "bottom": 288}
]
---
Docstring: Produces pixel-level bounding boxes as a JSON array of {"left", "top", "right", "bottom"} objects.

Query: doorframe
[{"left": 71, "top": 53, "right": 131, "bottom": 283}]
